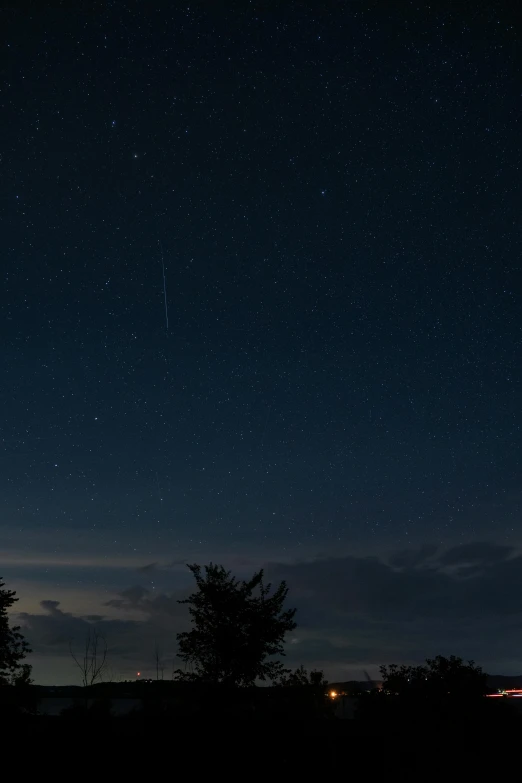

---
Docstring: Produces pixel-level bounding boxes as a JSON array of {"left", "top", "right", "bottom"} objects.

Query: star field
[{"left": 1, "top": 1, "right": 521, "bottom": 682}]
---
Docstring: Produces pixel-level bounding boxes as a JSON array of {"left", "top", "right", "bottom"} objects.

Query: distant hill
[
  {"left": 28, "top": 674, "right": 522, "bottom": 695},
  {"left": 328, "top": 675, "right": 522, "bottom": 695},
  {"left": 486, "top": 674, "right": 522, "bottom": 690}
]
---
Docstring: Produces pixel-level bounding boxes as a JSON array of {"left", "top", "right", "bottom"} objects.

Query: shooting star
[{"left": 158, "top": 240, "right": 169, "bottom": 331}]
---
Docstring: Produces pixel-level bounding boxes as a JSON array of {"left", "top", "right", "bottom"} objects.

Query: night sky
[{"left": 2, "top": 2, "right": 521, "bottom": 684}]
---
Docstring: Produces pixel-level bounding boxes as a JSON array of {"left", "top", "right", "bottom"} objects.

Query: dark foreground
[
  {"left": 9, "top": 713, "right": 522, "bottom": 772},
  {"left": 4, "top": 683, "right": 522, "bottom": 772}
]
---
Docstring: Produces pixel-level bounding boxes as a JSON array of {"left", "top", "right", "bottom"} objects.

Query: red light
[
  {"left": 487, "top": 688, "right": 522, "bottom": 699},
  {"left": 137, "top": 671, "right": 141, "bottom": 676}
]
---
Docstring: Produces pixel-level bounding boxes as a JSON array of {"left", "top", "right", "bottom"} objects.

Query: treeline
[{"left": 1, "top": 567, "right": 521, "bottom": 728}]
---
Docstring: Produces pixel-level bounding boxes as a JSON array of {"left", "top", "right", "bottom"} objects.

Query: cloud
[
  {"left": 105, "top": 585, "right": 150, "bottom": 609},
  {"left": 19, "top": 600, "right": 93, "bottom": 649},
  {"left": 388, "top": 544, "right": 439, "bottom": 569},
  {"left": 266, "top": 542, "right": 522, "bottom": 676},
  {"left": 137, "top": 562, "right": 159, "bottom": 574},
  {"left": 271, "top": 542, "right": 522, "bottom": 621},
  {"left": 39, "top": 600, "right": 62, "bottom": 615},
  {"left": 18, "top": 585, "right": 192, "bottom": 683},
  {"left": 16, "top": 541, "right": 522, "bottom": 683},
  {"left": 0, "top": 551, "right": 149, "bottom": 569},
  {"left": 104, "top": 585, "right": 189, "bottom": 620},
  {"left": 436, "top": 541, "right": 514, "bottom": 567}
]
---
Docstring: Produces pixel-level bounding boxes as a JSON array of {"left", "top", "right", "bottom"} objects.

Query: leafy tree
[
  {"left": 174, "top": 563, "right": 297, "bottom": 686},
  {"left": 380, "top": 655, "right": 488, "bottom": 699},
  {"left": 279, "top": 665, "right": 328, "bottom": 688},
  {"left": 0, "top": 578, "right": 31, "bottom": 686},
  {"left": 13, "top": 663, "right": 33, "bottom": 687},
  {"left": 272, "top": 666, "right": 333, "bottom": 719},
  {"left": 357, "top": 655, "right": 491, "bottom": 725}
]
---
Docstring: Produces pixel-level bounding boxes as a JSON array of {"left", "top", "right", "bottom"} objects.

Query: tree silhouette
[
  {"left": 357, "top": 655, "right": 491, "bottom": 725},
  {"left": 0, "top": 577, "right": 31, "bottom": 686},
  {"left": 174, "top": 563, "right": 297, "bottom": 686},
  {"left": 279, "top": 665, "right": 328, "bottom": 688},
  {"left": 380, "top": 655, "right": 488, "bottom": 699},
  {"left": 279, "top": 665, "right": 331, "bottom": 716}
]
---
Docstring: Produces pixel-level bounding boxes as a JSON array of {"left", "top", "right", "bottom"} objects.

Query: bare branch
[
  {"left": 69, "top": 639, "right": 89, "bottom": 688},
  {"left": 69, "top": 628, "right": 109, "bottom": 688}
]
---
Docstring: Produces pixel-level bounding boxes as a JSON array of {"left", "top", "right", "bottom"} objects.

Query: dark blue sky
[{"left": 1, "top": 1, "right": 521, "bottom": 683}]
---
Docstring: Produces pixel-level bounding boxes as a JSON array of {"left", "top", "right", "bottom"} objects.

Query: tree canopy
[
  {"left": 380, "top": 655, "right": 488, "bottom": 699},
  {"left": 356, "top": 655, "right": 491, "bottom": 725},
  {"left": 0, "top": 578, "right": 31, "bottom": 686},
  {"left": 278, "top": 665, "right": 328, "bottom": 688},
  {"left": 174, "top": 563, "right": 297, "bottom": 686}
]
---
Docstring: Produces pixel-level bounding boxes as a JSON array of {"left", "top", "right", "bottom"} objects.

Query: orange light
[{"left": 329, "top": 690, "right": 337, "bottom": 699}]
